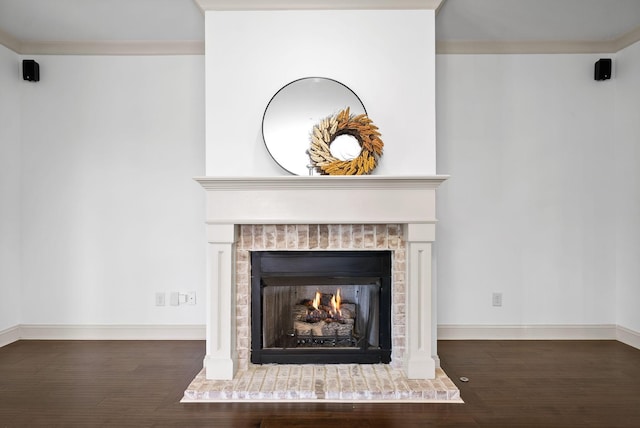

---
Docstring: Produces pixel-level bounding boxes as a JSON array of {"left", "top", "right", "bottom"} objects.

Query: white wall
[
  {"left": 615, "top": 41, "right": 640, "bottom": 333},
  {"left": 436, "top": 54, "right": 617, "bottom": 326},
  {"left": 4, "top": 36, "right": 637, "bottom": 337},
  {"left": 0, "top": 45, "right": 22, "bottom": 331},
  {"left": 19, "top": 55, "right": 206, "bottom": 325},
  {"left": 205, "top": 10, "right": 436, "bottom": 176}
]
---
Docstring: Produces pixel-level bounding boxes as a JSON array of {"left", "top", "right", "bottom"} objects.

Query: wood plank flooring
[{"left": 0, "top": 339, "right": 639, "bottom": 427}]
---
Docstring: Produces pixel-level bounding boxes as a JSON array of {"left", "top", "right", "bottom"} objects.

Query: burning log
[{"left": 292, "top": 289, "right": 357, "bottom": 339}]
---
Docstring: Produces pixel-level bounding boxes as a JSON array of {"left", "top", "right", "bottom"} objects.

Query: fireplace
[
  {"left": 251, "top": 250, "right": 392, "bottom": 364},
  {"left": 195, "top": 176, "right": 447, "bottom": 380}
]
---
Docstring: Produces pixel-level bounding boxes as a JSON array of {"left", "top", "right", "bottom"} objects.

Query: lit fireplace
[
  {"left": 251, "top": 250, "right": 392, "bottom": 364},
  {"left": 195, "top": 176, "right": 447, "bottom": 380}
]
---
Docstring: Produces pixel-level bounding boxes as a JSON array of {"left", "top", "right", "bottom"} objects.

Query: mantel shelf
[
  {"left": 194, "top": 175, "right": 449, "bottom": 191},
  {"left": 195, "top": 175, "right": 448, "bottom": 226}
]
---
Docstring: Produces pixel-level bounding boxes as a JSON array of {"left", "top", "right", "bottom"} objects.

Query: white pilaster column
[
  {"left": 203, "top": 223, "right": 238, "bottom": 380},
  {"left": 404, "top": 223, "right": 436, "bottom": 379}
]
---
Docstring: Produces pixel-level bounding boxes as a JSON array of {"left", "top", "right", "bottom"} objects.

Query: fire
[
  {"left": 312, "top": 291, "right": 321, "bottom": 310},
  {"left": 304, "top": 288, "right": 345, "bottom": 324},
  {"left": 330, "top": 288, "right": 342, "bottom": 316}
]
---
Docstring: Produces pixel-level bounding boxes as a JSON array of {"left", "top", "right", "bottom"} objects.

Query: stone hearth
[
  {"left": 195, "top": 176, "right": 448, "bottom": 381},
  {"left": 182, "top": 365, "right": 462, "bottom": 403}
]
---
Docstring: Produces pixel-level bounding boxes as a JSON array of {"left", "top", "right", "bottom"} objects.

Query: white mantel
[
  {"left": 195, "top": 175, "right": 447, "bottom": 224},
  {"left": 195, "top": 175, "right": 448, "bottom": 380}
]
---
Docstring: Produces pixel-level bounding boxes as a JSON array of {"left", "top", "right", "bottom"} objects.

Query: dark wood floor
[{"left": 1, "top": 340, "right": 639, "bottom": 427}]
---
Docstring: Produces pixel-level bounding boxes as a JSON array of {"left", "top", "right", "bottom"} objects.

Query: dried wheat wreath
[{"left": 307, "top": 107, "right": 384, "bottom": 175}]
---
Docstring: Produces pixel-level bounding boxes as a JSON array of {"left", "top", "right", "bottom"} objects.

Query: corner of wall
[
  {"left": 0, "top": 44, "right": 23, "bottom": 332},
  {"left": 616, "top": 325, "right": 640, "bottom": 350},
  {"left": 0, "top": 325, "right": 21, "bottom": 348}
]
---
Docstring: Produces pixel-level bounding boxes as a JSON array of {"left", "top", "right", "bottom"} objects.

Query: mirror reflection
[
  {"left": 262, "top": 77, "right": 366, "bottom": 176},
  {"left": 329, "top": 134, "right": 362, "bottom": 161}
]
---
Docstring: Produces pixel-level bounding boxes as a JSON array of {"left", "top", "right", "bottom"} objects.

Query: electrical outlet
[
  {"left": 186, "top": 291, "right": 196, "bottom": 305},
  {"left": 492, "top": 292, "right": 503, "bottom": 307},
  {"left": 155, "top": 292, "right": 166, "bottom": 306},
  {"left": 170, "top": 292, "right": 180, "bottom": 306}
]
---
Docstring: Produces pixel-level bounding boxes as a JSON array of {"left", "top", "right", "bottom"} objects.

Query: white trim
[
  {"left": 3, "top": 24, "right": 637, "bottom": 56},
  {"left": 195, "top": 0, "right": 443, "bottom": 11},
  {"left": 196, "top": 176, "right": 446, "bottom": 226},
  {"left": 18, "top": 324, "right": 206, "bottom": 341},
  {"left": 194, "top": 175, "right": 449, "bottom": 191},
  {"left": 0, "top": 28, "right": 22, "bottom": 53},
  {"left": 435, "top": 0, "right": 447, "bottom": 15},
  {"left": 19, "top": 40, "right": 204, "bottom": 56},
  {"left": 5, "top": 37, "right": 633, "bottom": 56},
  {"left": 405, "top": 241, "right": 436, "bottom": 379},
  {"left": 203, "top": 234, "right": 238, "bottom": 380},
  {"left": 616, "top": 325, "right": 640, "bottom": 350},
  {"left": 436, "top": 26, "right": 640, "bottom": 55},
  {"left": 0, "top": 325, "right": 21, "bottom": 348},
  {"left": 436, "top": 40, "right": 618, "bottom": 55},
  {"left": 3, "top": 324, "right": 638, "bottom": 352},
  {"left": 438, "top": 324, "right": 617, "bottom": 340},
  {"left": 612, "top": 25, "right": 640, "bottom": 52},
  {"left": 0, "top": 39, "right": 204, "bottom": 56},
  {"left": 4, "top": 36, "right": 636, "bottom": 56}
]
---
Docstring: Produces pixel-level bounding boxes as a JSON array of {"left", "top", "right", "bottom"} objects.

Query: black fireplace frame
[{"left": 251, "top": 250, "right": 392, "bottom": 365}]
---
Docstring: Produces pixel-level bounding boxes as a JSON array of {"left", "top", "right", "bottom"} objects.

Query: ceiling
[{"left": 1, "top": 0, "right": 639, "bottom": 55}]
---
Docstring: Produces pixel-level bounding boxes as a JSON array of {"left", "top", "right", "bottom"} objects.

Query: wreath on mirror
[{"left": 307, "top": 107, "right": 384, "bottom": 175}]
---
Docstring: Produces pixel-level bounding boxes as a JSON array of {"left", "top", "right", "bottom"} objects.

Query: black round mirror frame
[{"left": 261, "top": 77, "right": 368, "bottom": 176}]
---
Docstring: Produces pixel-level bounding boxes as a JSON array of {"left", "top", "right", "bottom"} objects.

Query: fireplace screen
[{"left": 251, "top": 251, "right": 392, "bottom": 364}]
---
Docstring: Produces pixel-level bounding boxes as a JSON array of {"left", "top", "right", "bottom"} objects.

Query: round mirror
[{"left": 262, "top": 77, "right": 367, "bottom": 175}]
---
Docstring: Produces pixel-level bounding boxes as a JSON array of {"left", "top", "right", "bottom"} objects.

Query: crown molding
[
  {"left": 195, "top": 0, "right": 442, "bottom": 11},
  {"left": 6, "top": 36, "right": 634, "bottom": 56},
  {"left": 437, "top": 40, "right": 618, "bottom": 55},
  {"left": 1, "top": 39, "right": 204, "bottom": 56},
  {"left": 437, "top": 24, "right": 640, "bottom": 55},
  {"left": 2, "top": 9, "right": 637, "bottom": 56},
  {"left": 19, "top": 40, "right": 205, "bottom": 56},
  {"left": 612, "top": 24, "right": 640, "bottom": 52},
  {"left": 0, "top": 27, "right": 22, "bottom": 53}
]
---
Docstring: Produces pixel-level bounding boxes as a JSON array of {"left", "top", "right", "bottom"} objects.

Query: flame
[
  {"left": 312, "top": 291, "right": 321, "bottom": 310},
  {"left": 330, "top": 288, "right": 342, "bottom": 316}
]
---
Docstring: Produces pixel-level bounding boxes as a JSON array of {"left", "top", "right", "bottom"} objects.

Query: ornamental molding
[
  {"left": 195, "top": 0, "right": 443, "bottom": 11},
  {"left": 194, "top": 175, "right": 449, "bottom": 191}
]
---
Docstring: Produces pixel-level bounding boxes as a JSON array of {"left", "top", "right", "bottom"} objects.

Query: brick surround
[{"left": 236, "top": 224, "right": 406, "bottom": 371}]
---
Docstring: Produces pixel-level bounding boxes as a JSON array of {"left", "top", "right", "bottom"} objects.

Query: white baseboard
[
  {"left": 3, "top": 323, "right": 638, "bottom": 353},
  {"left": 0, "top": 325, "right": 21, "bottom": 348},
  {"left": 616, "top": 325, "right": 640, "bottom": 350},
  {"left": 0, "top": 324, "right": 205, "bottom": 345},
  {"left": 438, "top": 324, "right": 618, "bottom": 341}
]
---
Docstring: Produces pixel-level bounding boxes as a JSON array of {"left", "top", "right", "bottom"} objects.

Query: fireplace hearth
[{"left": 251, "top": 251, "right": 392, "bottom": 364}]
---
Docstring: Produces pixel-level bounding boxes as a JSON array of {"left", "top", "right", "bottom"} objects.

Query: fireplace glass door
[{"left": 251, "top": 251, "right": 392, "bottom": 364}]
